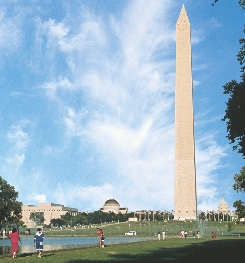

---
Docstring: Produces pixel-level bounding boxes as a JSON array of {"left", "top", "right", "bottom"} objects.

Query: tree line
[
  {"left": 49, "top": 210, "right": 134, "bottom": 227},
  {"left": 49, "top": 210, "right": 175, "bottom": 227}
]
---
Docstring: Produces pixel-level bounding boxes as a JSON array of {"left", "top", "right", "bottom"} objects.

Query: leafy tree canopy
[
  {"left": 233, "top": 166, "right": 245, "bottom": 192},
  {"left": 233, "top": 200, "right": 245, "bottom": 219},
  {"left": 213, "top": 0, "right": 245, "bottom": 157},
  {"left": 222, "top": 81, "right": 245, "bottom": 156},
  {"left": 49, "top": 210, "right": 135, "bottom": 227},
  {"left": 0, "top": 176, "right": 23, "bottom": 230},
  {"left": 212, "top": 0, "right": 245, "bottom": 9},
  {"left": 29, "top": 212, "right": 45, "bottom": 225},
  {"left": 50, "top": 218, "right": 64, "bottom": 227},
  {"left": 233, "top": 167, "right": 245, "bottom": 219}
]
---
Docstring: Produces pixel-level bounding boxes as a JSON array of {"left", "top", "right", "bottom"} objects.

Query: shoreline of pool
[{"left": 0, "top": 236, "right": 155, "bottom": 255}]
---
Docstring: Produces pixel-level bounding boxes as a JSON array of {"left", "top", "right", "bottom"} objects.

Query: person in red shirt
[
  {"left": 9, "top": 228, "right": 22, "bottom": 258},
  {"left": 96, "top": 227, "right": 102, "bottom": 247}
]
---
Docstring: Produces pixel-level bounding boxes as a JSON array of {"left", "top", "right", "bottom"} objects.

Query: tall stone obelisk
[{"left": 174, "top": 5, "right": 197, "bottom": 221}]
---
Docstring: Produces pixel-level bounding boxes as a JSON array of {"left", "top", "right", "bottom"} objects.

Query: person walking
[
  {"left": 9, "top": 228, "right": 22, "bottom": 258},
  {"left": 157, "top": 230, "right": 161, "bottom": 240},
  {"left": 96, "top": 227, "right": 102, "bottom": 247},
  {"left": 101, "top": 233, "right": 105, "bottom": 248},
  {"left": 162, "top": 231, "right": 166, "bottom": 240},
  {"left": 34, "top": 228, "right": 44, "bottom": 258}
]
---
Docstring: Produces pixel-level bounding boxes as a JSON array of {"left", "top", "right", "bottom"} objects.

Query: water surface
[{"left": 0, "top": 236, "right": 154, "bottom": 255}]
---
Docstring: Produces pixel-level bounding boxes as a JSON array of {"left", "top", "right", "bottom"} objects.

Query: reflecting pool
[{"left": 0, "top": 236, "right": 154, "bottom": 255}]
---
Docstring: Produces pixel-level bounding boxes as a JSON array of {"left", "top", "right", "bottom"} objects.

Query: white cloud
[
  {"left": 0, "top": 121, "right": 32, "bottom": 194},
  {"left": 28, "top": 194, "right": 47, "bottom": 204},
  {"left": 0, "top": 9, "right": 23, "bottom": 53},
  {"left": 7, "top": 121, "right": 30, "bottom": 150},
  {"left": 195, "top": 133, "right": 227, "bottom": 211},
  {"left": 2, "top": 121, "right": 30, "bottom": 173},
  {"left": 209, "top": 17, "right": 223, "bottom": 29},
  {"left": 41, "top": 76, "right": 74, "bottom": 99},
  {"left": 52, "top": 183, "right": 114, "bottom": 210},
  {"left": 5, "top": 153, "right": 25, "bottom": 166},
  {"left": 59, "top": 20, "right": 107, "bottom": 52}
]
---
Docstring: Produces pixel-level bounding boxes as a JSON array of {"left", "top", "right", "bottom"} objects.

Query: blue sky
[{"left": 0, "top": 0, "right": 244, "bottom": 213}]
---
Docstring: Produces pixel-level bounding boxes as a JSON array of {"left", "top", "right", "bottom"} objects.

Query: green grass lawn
[
  {"left": 21, "top": 219, "right": 245, "bottom": 238},
  {"left": 0, "top": 236, "right": 245, "bottom": 262}
]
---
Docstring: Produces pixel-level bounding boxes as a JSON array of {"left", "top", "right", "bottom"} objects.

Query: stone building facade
[{"left": 22, "top": 203, "right": 78, "bottom": 228}]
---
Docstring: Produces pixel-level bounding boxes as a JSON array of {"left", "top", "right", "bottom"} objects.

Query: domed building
[
  {"left": 218, "top": 196, "right": 230, "bottom": 214},
  {"left": 101, "top": 199, "right": 128, "bottom": 214}
]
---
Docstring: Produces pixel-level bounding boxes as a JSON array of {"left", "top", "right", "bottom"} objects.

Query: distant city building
[
  {"left": 218, "top": 196, "right": 230, "bottom": 214},
  {"left": 22, "top": 203, "right": 78, "bottom": 228},
  {"left": 101, "top": 199, "right": 128, "bottom": 214}
]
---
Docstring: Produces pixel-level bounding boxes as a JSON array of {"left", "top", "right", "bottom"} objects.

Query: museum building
[
  {"left": 22, "top": 203, "right": 78, "bottom": 228},
  {"left": 100, "top": 199, "right": 128, "bottom": 214}
]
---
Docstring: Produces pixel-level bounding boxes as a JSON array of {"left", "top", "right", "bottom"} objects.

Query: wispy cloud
[
  {"left": 28, "top": 0, "right": 230, "bottom": 212},
  {"left": 196, "top": 133, "right": 227, "bottom": 210},
  {"left": 0, "top": 9, "right": 23, "bottom": 53},
  {"left": 4, "top": 121, "right": 30, "bottom": 168},
  {"left": 28, "top": 194, "right": 47, "bottom": 204},
  {"left": 0, "top": 121, "right": 31, "bottom": 192}
]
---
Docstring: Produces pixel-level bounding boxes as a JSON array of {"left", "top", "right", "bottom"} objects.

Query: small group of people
[
  {"left": 178, "top": 230, "right": 201, "bottom": 239},
  {"left": 178, "top": 230, "right": 188, "bottom": 238},
  {"left": 157, "top": 230, "right": 167, "bottom": 240},
  {"left": 8, "top": 227, "right": 44, "bottom": 258},
  {"left": 96, "top": 227, "right": 105, "bottom": 248}
]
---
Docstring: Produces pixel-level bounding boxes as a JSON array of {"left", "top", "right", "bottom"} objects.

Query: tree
[
  {"left": 233, "top": 166, "right": 245, "bottom": 192},
  {"left": 0, "top": 176, "right": 23, "bottom": 230},
  {"left": 60, "top": 212, "right": 73, "bottom": 226},
  {"left": 72, "top": 212, "right": 87, "bottom": 226},
  {"left": 29, "top": 212, "right": 45, "bottom": 226},
  {"left": 212, "top": 1, "right": 245, "bottom": 9},
  {"left": 233, "top": 166, "right": 245, "bottom": 220},
  {"left": 227, "top": 222, "right": 233, "bottom": 232},
  {"left": 233, "top": 200, "right": 245, "bottom": 219},
  {"left": 223, "top": 81, "right": 245, "bottom": 156},
  {"left": 232, "top": 166, "right": 245, "bottom": 221},
  {"left": 199, "top": 211, "right": 206, "bottom": 220},
  {"left": 221, "top": 1, "right": 245, "bottom": 157},
  {"left": 50, "top": 218, "right": 64, "bottom": 227}
]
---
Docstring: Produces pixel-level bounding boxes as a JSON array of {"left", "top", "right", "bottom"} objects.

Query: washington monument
[{"left": 174, "top": 5, "right": 197, "bottom": 220}]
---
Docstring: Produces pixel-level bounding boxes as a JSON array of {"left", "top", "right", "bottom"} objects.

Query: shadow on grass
[
  {"left": 65, "top": 239, "right": 245, "bottom": 263},
  {"left": 16, "top": 252, "right": 56, "bottom": 258}
]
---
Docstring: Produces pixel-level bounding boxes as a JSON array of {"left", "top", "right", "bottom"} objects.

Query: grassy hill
[{"left": 20, "top": 220, "right": 245, "bottom": 238}]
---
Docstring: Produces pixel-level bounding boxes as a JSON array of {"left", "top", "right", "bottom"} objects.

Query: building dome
[
  {"left": 218, "top": 196, "right": 230, "bottom": 214},
  {"left": 101, "top": 199, "right": 128, "bottom": 215},
  {"left": 104, "top": 199, "right": 119, "bottom": 206}
]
